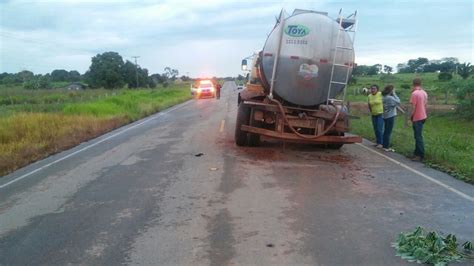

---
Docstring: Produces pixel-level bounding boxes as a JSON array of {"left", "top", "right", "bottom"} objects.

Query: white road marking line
[
  {"left": 219, "top": 120, "right": 226, "bottom": 133},
  {"left": 0, "top": 100, "right": 192, "bottom": 189},
  {"left": 356, "top": 143, "right": 474, "bottom": 202}
]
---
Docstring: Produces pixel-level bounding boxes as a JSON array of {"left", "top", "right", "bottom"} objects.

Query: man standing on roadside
[{"left": 410, "top": 78, "right": 428, "bottom": 161}]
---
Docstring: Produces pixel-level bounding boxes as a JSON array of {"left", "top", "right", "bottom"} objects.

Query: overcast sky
[{"left": 0, "top": 0, "right": 472, "bottom": 77}]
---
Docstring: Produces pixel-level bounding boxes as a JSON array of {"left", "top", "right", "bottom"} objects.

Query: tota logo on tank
[{"left": 284, "top": 25, "right": 310, "bottom": 37}]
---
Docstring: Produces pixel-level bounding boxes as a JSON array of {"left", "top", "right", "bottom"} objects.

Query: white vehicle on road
[{"left": 191, "top": 80, "right": 216, "bottom": 99}]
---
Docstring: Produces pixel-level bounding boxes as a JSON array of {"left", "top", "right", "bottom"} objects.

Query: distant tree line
[
  {"left": 83, "top": 51, "right": 184, "bottom": 89},
  {"left": 353, "top": 57, "right": 473, "bottom": 80},
  {"left": 0, "top": 51, "right": 183, "bottom": 90}
]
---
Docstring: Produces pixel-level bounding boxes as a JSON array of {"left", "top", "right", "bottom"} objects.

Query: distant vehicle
[
  {"left": 236, "top": 84, "right": 244, "bottom": 90},
  {"left": 192, "top": 80, "right": 216, "bottom": 98}
]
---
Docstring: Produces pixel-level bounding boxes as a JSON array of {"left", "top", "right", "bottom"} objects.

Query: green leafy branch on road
[{"left": 392, "top": 226, "right": 473, "bottom": 265}]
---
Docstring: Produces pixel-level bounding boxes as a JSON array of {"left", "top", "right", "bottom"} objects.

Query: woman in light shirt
[{"left": 381, "top": 85, "right": 400, "bottom": 151}]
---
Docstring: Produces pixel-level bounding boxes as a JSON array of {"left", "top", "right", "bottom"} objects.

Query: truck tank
[{"left": 260, "top": 10, "right": 354, "bottom": 107}]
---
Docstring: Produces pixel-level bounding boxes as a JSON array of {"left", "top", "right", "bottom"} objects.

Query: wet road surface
[{"left": 1, "top": 82, "right": 473, "bottom": 265}]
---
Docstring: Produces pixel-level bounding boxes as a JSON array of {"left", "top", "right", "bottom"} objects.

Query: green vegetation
[
  {"left": 392, "top": 226, "right": 473, "bottom": 265},
  {"left": 347, "top": 72, "right": 474, "bottom": 183},
  {"left": 350, "top": 111, "right": 473, "bottom": 183},
  {"left": 345, "top": 72, "right": 461, "bottom": 104},
  {"left": 0, "top": 84, "right": 192, "bottom": 176}
]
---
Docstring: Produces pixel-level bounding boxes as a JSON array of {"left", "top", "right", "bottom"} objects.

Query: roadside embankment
[{"left": 0, "top": 86, "right": 192, "bottom": 176}]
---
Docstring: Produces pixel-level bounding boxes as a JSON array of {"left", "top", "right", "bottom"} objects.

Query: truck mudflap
[{"left": 240, "top": 125, "right": 362, "bottom": 144}]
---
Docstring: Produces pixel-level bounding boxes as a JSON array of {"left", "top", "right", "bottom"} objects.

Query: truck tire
[
  {"left": 327, "top": 143, "right": 344, "bottom": 149},
  {"left": 248, "top": 118, "right": 261, "bottom": 147},
  {"left": 327, "top": 133, "right": 344, "bottom": 149},
  {"left": 235, "top": 103, "right": 250, "bottom": 146}
]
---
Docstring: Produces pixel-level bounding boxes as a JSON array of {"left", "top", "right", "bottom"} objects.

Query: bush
[
  {"left": 452, "top": 79, "right": 474, "bottom": 118},
  {"left": 23, "top": 76, "right": 52, "bottom": 90},
  {"left": 379, "top": 73, "right": 398, "bottom": 83},
  {"left": 400, "top": 84, "right": 410, "bottom": 90},
  {"left": 438, "top": 72, "right": 453, "bottom": 81},
  {"left": 348, "top": 76, "right": 357, "bottom": 85}
]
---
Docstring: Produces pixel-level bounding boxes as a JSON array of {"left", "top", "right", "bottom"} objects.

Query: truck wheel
[
  {"left": 327, "top": 143, "right": 344, "bottom": 149},
  {"left": 235, "top": 103, "right": 250, "bottom": 146},
  {"left": 327, "top": 133, "right": 344, "bottom": 149},
  {"left": 248, "top": 119, "right": 261, "bottom": 147}
]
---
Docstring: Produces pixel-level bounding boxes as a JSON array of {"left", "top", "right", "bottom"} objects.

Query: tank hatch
[
  {"left": 292, "top": 9, "right": 328, "bottom": 16},
  {"left": 336, "top": 18, "right": 356, "bottom": 29}
]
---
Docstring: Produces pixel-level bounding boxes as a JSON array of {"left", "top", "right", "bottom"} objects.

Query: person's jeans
[
  {"left": 412, "top": 119, "right": 426, "bottom": 158},
  {"left": 383, "top": 116, "right": 395, "bottom": 148},
  {"left": 371, "top": 114, "right": 384, "bottom": 145}
]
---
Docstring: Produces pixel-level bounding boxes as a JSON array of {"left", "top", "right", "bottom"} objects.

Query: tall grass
[
  {"left": 0, "top": 113, "right": 125, "bottom": 175},
  {"left": 0, "top": 86, "right": 192, "bottom": 176},
  {"left": 350, "top": 110, "right": 474, "bottom": 183}
]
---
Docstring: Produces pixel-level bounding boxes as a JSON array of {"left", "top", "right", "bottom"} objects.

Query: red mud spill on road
[{"left": 217, "top": 136, "right": 382, "bottom": 195}]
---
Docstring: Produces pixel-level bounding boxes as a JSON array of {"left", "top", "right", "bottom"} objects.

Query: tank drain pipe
[
  {"left": 267, "top": 97, "right": 341, "bottom": 139},
  {"left": 269, "top": 9, "right": 285, "bottom": 99}
]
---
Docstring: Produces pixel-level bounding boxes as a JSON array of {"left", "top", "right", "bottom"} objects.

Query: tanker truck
[{"left": 235, "top": 8, "right": 362, "bottom": 148}]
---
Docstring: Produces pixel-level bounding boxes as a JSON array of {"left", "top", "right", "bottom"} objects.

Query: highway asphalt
[{"left": 0, "top": 81, "right": 473, "bottom": 265}]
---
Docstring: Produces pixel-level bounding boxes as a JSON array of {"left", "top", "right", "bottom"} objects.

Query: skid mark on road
[{"left": 206, "top": 209, "right": 236, "bottom": 266}]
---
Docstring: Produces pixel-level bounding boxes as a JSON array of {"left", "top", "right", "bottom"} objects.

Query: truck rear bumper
[{"left": 241, "top": 125, "right": 362, "bottom": 144}]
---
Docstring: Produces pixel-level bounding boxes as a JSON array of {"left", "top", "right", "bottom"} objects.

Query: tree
[
  {"left": 236, "top": 74, "right": 245, "bottom": 81},
  {"left": 457, "top": 62, "right": 473, "bottom": 79},
  {"left": 407, "top": 57, "right": 428, "bottom": 73},
  {"left": 383, "top": 65, "right": 393, "bottom": 74},
  {"left": 87, "top": 51, "right": 125, "bottom": 89},
  {"left": 397, "top": 63, "right": 410, "bottom": 73},
  {"left": 122, "top": 60, "right": 149, "bottom": 88},
  {"left": 438, "top": 72, "right": 453, "bottom": 104},
  {"left": 353, "top": 65, "right": 371, "bottom": 76},
  {"left": 68, "top": 70, "right": 81, "bottom": 82},
  {"left": 51, "top": 69, "right": 69, "bottom": 82},
  {"left": 150, "top": 73, "right": 165, "bottom": 84},
  {"left": 17, "top": 70, "right": 34, "bottom": 82},
  {"left": 0, "top": 73, "right": 20, "bottom": 84},
  {"left": 163, "top": 67, "right": 179, "bottom": 81},
  {"left": 452, "top": 79, "right": 474, "bottom": 118},
  {"left": 367, "top": 64, "right": 380, "bottom": 75},
  {"left": 23, "top": 74, "right": 52, "bottom": 90},
  {"left": 148, "top": 77, "right": 157, "bottom": 88}
]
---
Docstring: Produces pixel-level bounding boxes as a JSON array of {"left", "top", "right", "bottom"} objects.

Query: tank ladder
[{"left": 326, "top": 9, "right": 358, "bottom": 105}]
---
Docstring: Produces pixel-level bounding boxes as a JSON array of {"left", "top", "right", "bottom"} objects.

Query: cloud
[{"left": 0, "top": 0, "right": 472, "bottom": 76}]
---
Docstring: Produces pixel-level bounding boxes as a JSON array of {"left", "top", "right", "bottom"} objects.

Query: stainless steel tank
[{"left": 261, "top": 10, "right": 354, "bottom": 106}]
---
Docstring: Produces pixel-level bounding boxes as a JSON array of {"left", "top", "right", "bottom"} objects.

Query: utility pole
[{"left": 132, "top": 56, "right": 140, "bottom": 88}]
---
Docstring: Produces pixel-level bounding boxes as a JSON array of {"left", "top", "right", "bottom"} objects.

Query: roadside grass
[
  {"left": 63, "top": 88, "right": 191, "bottom": 120},
  {"left": 350, "top": 109, "right": 474, "bottom": 183},
  {"left": 0, "top": 114, "right": 125, "bottom": 175},
  {"left": 0, "top": 85, "right": 192, "bottom": 176}
]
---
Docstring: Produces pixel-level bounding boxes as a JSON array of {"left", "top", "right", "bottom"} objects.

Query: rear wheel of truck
[
  {"left": 248, "top": 118, "right": 261, "bottom": 147},
  {"left": 235, "top": 103, "right": 250, "bottom": 146},
  {"left": 326, "top": 133, "right": 344, "bottom": 149},
  {"left": 327, "top": 143, "right": 344, "bottom": 149}
]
